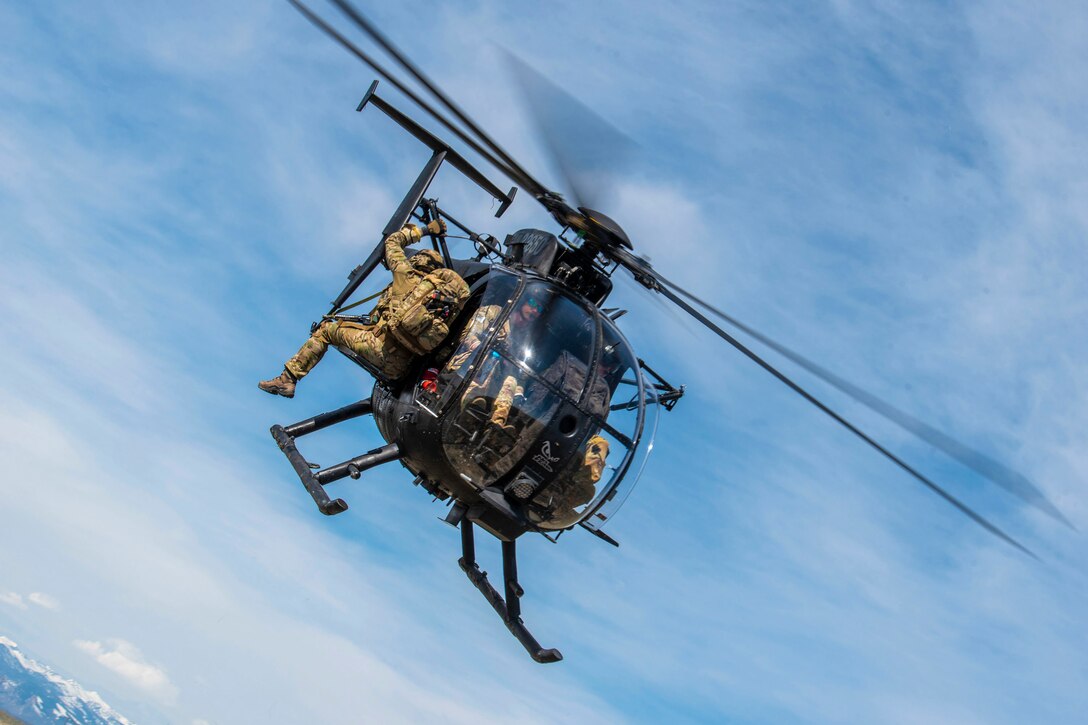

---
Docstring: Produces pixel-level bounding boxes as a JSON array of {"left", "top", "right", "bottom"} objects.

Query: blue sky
[{"left": 1, "top": 1, "right": 1085, "bottom": 723}]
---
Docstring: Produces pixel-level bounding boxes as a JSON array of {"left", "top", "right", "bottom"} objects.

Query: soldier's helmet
[{"left": 409, "top": 248, "right": 443, "bottom": 273}]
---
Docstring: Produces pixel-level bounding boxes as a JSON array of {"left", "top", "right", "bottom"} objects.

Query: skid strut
[
  {"left": 458, "top": 521, "right": 562, "bottom": 664},
  {"left": 270, "top": 398, "right": 400, "bottom": 515}
]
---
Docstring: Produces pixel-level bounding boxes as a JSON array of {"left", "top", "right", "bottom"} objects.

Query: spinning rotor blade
[
  {"left": 660, "top": 282, "right": 1072, "bottom": 529},
  {"left": 296, "top": 0, "right": 565, "bottom": 208},
  {"left": 325, "top": 0, "right": 554, "bottom": 199},
  {"left": 502, "top": 49, "right": 637, "bottom": 214},
  {"left": 609, "top": 245, "right": 1038, "bottom": 559},
  {"left": 288, "top": 0, "right": 532, "bottom": 192},
  {"left": 290, "top": 0, "right": 625, "bottom": 234}
]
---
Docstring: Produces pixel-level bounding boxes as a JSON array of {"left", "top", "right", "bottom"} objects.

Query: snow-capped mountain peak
[{"left": 1, "top": 636, "right": 134, "bottom": 725}]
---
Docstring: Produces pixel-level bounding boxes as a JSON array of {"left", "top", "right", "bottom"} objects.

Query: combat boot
[
  {"left": 461, "top": 396, "right": 490, "bottom": 420},
  {"left": 258, "top": 369, "right": 297, "bottom": 398}
]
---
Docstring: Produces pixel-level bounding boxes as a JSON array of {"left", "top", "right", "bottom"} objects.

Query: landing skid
[
  {"left": 457, "top": 521, "right": 563, "bottom": 664},
  {"left": 271, "top": 398, "right": 401, "bottom": 515},
  {"left": 272, "top": 399, "right": 561, "bottom": 662}
]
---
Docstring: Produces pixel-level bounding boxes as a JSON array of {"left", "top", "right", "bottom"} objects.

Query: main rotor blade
[
  {"left": 661, "top": 280, "right": 1072, "bottom": 529},
  {"left": 287, "top": 0, "right": 537, "bottom": 193},
  {"left": 323, "top": 0, "right": 554, "bottom": 201},
  {"left": 609, "top": 247, "right": 1037, "bottom": 558},
  {"left": 502, "top": 49, "right": 637, "bottom": 213}
]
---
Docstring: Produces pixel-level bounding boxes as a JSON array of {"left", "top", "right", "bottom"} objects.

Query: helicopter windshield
[
  {"left": 438, "top": 270, "right": 657, "bottom": 531},
  {"left": 574, "top": 317, "right": 660, "bottom": 532}
]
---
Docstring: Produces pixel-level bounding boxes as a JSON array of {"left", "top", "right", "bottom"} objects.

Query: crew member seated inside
[
  {"left": 438, "top": 277, "right": 631, "bottom": 529},
  {"left": 258, "top": 220, "right": 469, "bottom": 398},
  {"left": 451, "top": 293, "right": 545, "bottom": 433},
  {"left": 520, "top": 344, "right": 624, "bottom": 527}
]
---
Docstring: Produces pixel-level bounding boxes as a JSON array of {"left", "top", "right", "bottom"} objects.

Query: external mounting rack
[{"left": 328, "top": 80, "right": 518, "bottom": 317}]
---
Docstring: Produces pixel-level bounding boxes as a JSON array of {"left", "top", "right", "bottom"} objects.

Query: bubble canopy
[{"left": 437, "top": 268, "right": 659, "bottom": 531}]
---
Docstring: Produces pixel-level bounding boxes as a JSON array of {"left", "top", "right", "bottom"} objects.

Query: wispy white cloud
[
  {"left": 74, "top": 639, "right": 177, "bottom": 701},
  {"left": 28, "top": 592, "right": 60, "bottom": 611},
  {"left": 0, "top": 591, "right": 60, "bottom": 611}
]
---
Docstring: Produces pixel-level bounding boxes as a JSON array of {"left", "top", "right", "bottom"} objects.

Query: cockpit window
[
  {"left": 437, "top": 270, "right": 520, "bottom": 411},
  {"left": 437, "top": 270, "right": 656, "bottom": 530},
  {"left": 440, "top": 277, "right": 597, "bottom": 488},
  {"left": 528, "top": 316, "right": 648, "bottom": 530},
  {"left": 498, "top": 277, "right": 591, "bottom": 372}
]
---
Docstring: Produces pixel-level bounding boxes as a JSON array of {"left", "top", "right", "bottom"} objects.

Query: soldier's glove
[{"left": 425, "top": 219, "right": 447, "bottom": 237}]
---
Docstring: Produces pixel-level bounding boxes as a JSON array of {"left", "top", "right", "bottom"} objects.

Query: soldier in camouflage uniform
[
  {"left": 450, "top": 295, "right": 545, "bottom": 430},
  {"left": 526, "top": 347, "right": 613, "bottom": 418},
  {"left": 563, "top": 435, "right": 610, "bottom": 504},
  {"left": 258, "top": 220, "right": 448, "bottom": 398},
  {"left": 527, "top": 346, "right": 622, "bottom": 527}
]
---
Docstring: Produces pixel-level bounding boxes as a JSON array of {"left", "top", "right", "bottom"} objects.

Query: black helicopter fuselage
[{"left": 368, "top": 252, "right": 655, "bottom": 543}]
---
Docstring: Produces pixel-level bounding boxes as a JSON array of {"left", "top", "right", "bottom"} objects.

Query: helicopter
[{"left": 267, "top": 0, "right": 1069, "bottom": 663}]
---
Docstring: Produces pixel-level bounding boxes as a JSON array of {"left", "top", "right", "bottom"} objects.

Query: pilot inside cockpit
[
  {"left": 521, "top": 341, "right": 627, "bottom": 527},
  {"left": 440, "top": 277, "right": 637, "bottom": 519}
]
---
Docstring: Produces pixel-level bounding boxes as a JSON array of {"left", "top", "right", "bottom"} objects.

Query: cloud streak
[
  {"left": 74, "top": 639, "right": 177, "bottom": 701},
  {"left": 0, "top": 591, "right": 60, "bottom": 612}
]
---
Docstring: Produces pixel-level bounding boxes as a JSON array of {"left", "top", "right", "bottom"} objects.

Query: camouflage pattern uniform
[
  {"left": 568, "top": 434, "right": 610, "bottom": 497},
  {"left": 447, "top": 304, "right": 509, "bottom": 372},
  {"left": 283, "top": 226, "right": 438, "bottom": 383},
  {"left": 489, "top": 374, "right": 523, "bottom": 427},
  {"left": 534, "top": 433, "right": 612, "bottom": 529},
  {"left": 528, "top": 351, "right": 617, "bottom": 527},
  {"left": 449, "top": 304, "right": 523, "bottom": 427},
  {"left": 528, "top": 349, "right": 611, "bottom": 418},
  {"left": 284, "top": 319, "right": 415, "bottom": 382}
]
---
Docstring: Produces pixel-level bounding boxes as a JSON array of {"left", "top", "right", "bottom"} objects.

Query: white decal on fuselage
[{"left": 532, "top": 440, "right": 562, "bottom": 472}]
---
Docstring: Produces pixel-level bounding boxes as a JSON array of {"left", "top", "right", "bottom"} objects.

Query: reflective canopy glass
[
  {"left": 438, "top": 270, "right": 654, "bottom": 530},
  {"left": 576, "top": 319, "right": 660, "bottom": 532},
  {"left": 530, "top": 315, "right": 655, "bottom": 531},
  {"left": 436, "top": 269, "right": 520, "bottom": 413}
]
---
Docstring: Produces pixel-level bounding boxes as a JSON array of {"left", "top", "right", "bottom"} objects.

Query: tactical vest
[{"left": 386, "top": 268, "right": 470, "bottom": 355}]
